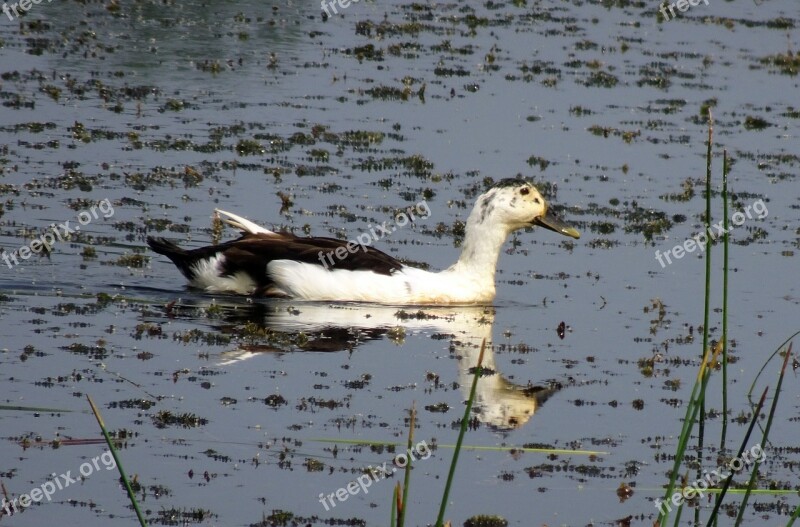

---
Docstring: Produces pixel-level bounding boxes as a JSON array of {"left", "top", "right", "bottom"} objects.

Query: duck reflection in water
[{"left": 181, "top": 301, "right": 564, "bottom": 432}]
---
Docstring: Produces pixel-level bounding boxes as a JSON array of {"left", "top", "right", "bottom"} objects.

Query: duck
[{"left": 147, "top": 178, "right": 580, "bottom": 304}]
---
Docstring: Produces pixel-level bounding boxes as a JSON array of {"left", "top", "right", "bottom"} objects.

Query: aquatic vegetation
[
  {"left": 235, "top": 139, "right": 266, "bottom": 156},
  {"left": 62, "top": 342, "right": 109, "bottom": 360},
  {"left": 743, "top": 116, "right": 772, "bottom": 130},
  {"left": 152, "top": 410, "right": 209, "bottom": 429},
  {"left": 660, "top": 178, "right": 695, "bottom": 202},
  {"left": 623, "top": 204, "right": 672, "bottom": 241},
  {"left": 587, "top": 124, "right": 640, "bottom": 143},
  {"left": 114, "top": 253, "right": 148, "bottom": 268},
  {"left": 254, "top": 395, "right": 285, "bottom": 409},
  {"left": 107, "top": 399, "right": 157, "bottom": 410},
  {"left": 583, "top": 70, "right": 618, "bottom": 88},
  {"left": 589, "top": 221, "right": 616, "bottom": 234},
  {"left": 526, "top": 155, "right": 550, "bottom": 171},
  {"left": 464, "top": 515, "right": 508, "bottom": 527},
  {"left": 760, "top": 51, "right": 800, "bottom": 76}
]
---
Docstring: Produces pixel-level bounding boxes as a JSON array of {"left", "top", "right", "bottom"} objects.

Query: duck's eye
[{"left": 520, "top": 187, "right": 530, "bottom": 196}]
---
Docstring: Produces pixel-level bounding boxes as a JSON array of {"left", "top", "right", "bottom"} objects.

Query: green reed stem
[
  {"left": 696, "top": 109, "right": 714, "bottom": 527},
  {"left": 435, "top": 338, "right": 486, "bottom": 527},
  {"left": 672, "top": 475, "right": 687, "bottom": 527},
  {"left": 706, "top": 386, "right": 768, "bottom": 527},
  {"left": 721, "top": 149, "right": 729, "bottom": 453},
  {"left": 672, "top": 504, "right": 683, "bottom": 526},
  {"left": 657, "top": 344, "right": 718, "bottom": 526},
  {"left": 786, "top": 500, "right": 800, "bottom": 526},
  {"left": 734, "top": 344, "right": 792, "bottom": 527},
  {"left": 397, "top": 403, "right": 415, "bottom": 527},
  {"left": 698, "top": 108, "right": 714, "bottom": 434},
  {"left": 391, "top": 483, "right": 398, "bottom": 526},
  {"left": 747, "top": 330, "right": 800, "bottom": 403}
]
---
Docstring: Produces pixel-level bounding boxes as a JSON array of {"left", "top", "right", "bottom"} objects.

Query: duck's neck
[{"left": 448, "top": 214, "right": 510, "bottom": 283}]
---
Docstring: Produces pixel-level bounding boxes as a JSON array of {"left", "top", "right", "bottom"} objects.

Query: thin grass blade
[{"left": 87, "top": 395, "right": 147, "bottom": 527}]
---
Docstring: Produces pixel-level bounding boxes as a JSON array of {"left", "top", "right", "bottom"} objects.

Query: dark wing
[
  {"left": 148, "top": 232, "right": 405, "bottom": 295},
  {"left": 223, "top": 232, "right": 404, "bottom": 275}
]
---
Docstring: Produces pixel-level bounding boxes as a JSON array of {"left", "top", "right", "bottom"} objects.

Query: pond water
[{"left": 1, "top": 1, "right": 798, "bottom": 526}]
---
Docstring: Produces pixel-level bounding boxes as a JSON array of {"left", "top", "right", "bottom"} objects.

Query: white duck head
[
  {"left": 468, "top": 178, "right": 580, "bottom": 239},
  {"left": 448, "top": 179, "right": 580, "bottom": 286}
]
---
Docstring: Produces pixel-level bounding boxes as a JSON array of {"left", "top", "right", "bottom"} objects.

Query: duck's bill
[{"left": 533, "top": 213, "right": 581, "bottom": 239}]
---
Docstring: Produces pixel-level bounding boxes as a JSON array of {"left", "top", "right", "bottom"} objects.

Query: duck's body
[
  {"left": 148, "top": 179, "right": 579, "bottom": 304},
  {"left": 148, "top": 235, "right": 486, "bottom": 303}
]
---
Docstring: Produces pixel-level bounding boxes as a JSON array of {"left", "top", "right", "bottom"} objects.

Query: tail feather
[
  {"left": 215, "top": 209, "right": 274, "bottom": 235},
  {"left": 147, "top": 236, "right": 184, "bottom": 257},
  {"left": 147, "top": 236, "right": 201, "bottom": 280}
]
